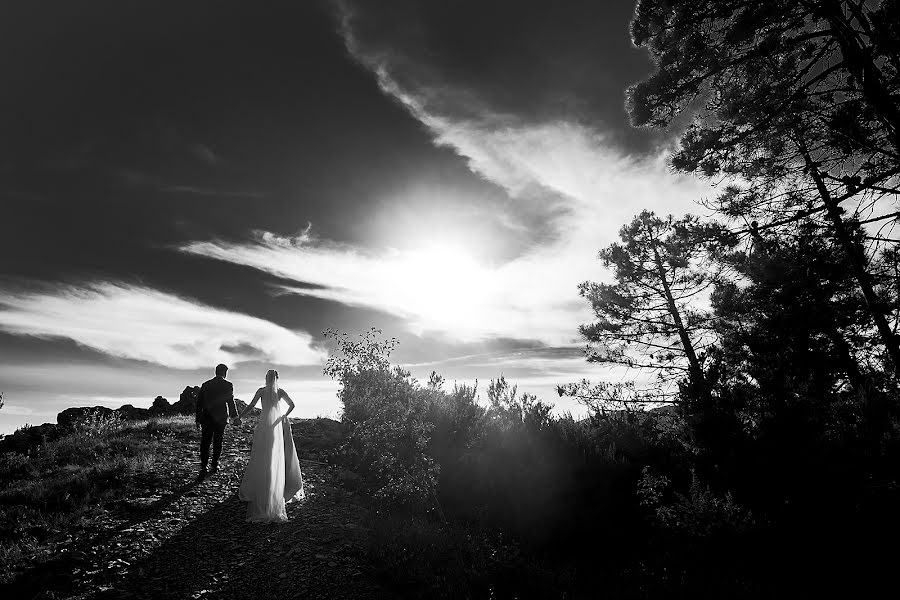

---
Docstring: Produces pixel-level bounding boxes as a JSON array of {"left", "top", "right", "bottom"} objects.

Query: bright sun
[{"left": 392, "top": 240, "right": 491, "bottom": 327}]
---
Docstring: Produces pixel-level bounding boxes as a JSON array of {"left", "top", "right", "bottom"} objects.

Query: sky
[{"left": 0, "top": 0, "right": 713, "bottom": 434}]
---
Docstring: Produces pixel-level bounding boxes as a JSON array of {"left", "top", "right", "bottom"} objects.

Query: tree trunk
[
  {"left": 800, "top": 144, "right": 900, "bottom": 377},
  {"left": 647, "top": 226, "right": 710, "bottom": 400},
  {"left": 823, "top": 318, "right": 865, "bottom": 389}
]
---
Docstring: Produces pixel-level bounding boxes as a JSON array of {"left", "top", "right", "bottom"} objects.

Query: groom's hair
[{"left": 215, "top": 364, "right": 228, "bottom": 377}]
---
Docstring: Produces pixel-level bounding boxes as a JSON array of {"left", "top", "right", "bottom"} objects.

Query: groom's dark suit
[{"left": 196, "top": 375, "right": 238, "bottom": 472}]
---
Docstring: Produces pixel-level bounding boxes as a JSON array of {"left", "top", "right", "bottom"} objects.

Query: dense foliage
[
  {"left": 630, "top": 0, "right": 900, "bottom": 374},
  {"left": 325, "top": 329, "right": 754, "bottom": 597}
]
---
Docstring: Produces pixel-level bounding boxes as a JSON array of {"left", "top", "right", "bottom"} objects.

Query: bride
[{"left": 234, "top": 369, "right": 304, "bottom": 522}]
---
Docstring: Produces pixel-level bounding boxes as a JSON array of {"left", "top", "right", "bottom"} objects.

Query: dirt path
[{"left": 21, "top": 419, "right": 393, "bottom": 600}]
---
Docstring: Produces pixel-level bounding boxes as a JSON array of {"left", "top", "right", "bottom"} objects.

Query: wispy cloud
[
  {"left": 0, "top": 405, "right": 49, "bottom": 417},
  {"left": 181, "top": 230, "right": 591, "bottom": 345},
  {"left": 182, "top": 3, "right": 710, "bottom": 349},
  {"left": 179, "top": 132, "right": 709, "bottom": 346},
  {"left": 189, "top": 142, "right": 219, "bottom": 165},
  {"left": 0, "top": 282, "right": 324, "bottom": 369}
]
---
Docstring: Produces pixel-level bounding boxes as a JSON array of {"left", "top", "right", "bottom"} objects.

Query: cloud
[
  {"left": 180, "top": 2, "right": 712, "bottom": 348},
  {"left": 181, "top": 229, "right": 589, "bottom": 345},
  {"left": 231, "top": 0, "right": 709, "bottom": 345},
  {"left": 189, "top": 142, "right": 219, "bottom": 165},
  {"left": 0, "top": 282, "right": 325, "bottom": 369},
  {"left": 403, "top": 345, "right": 620, "bottom": 383},
  {"left": 179, "top": 122, "right": 709, "bottom": 346},
  {"left": 0, "top": 405, "right": 45, "bottom": 417},
  {"left": 160, "top": 185, "right": 264, "bottom": 199},
  {"left": 333, "top": 0, "right": 660, "bottom": 153}
]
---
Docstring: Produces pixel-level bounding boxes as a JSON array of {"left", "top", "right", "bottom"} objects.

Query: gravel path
[{"left": 15, "top": 419, "right": 393, "bottom": 600}]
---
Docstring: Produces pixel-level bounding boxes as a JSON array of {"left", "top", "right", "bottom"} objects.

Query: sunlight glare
[{"left": 392, "top": 240, "right": 491, "bottom": 332}]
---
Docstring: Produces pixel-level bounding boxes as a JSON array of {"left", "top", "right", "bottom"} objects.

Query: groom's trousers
[{"left": 200, "top": 421, "right": 226, "bottom": 470}]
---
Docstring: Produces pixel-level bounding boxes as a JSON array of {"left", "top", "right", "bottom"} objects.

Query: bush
[
  {"left": 324, "top": 330, "right": 439, "bottom": 508},
  {"left": 0, "top": 423, "right": 61, "bottom": 455},
  {"left": 638, "top": 467, "right": 755, "bottom": 537},
  {"left": 66, "top": 407, "right": 124, "bottom": 438},
  {"left": 324, "top": 329, "right": 683, "bottom": 553}
]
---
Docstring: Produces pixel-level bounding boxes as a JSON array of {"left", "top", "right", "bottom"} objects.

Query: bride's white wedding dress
[{"left": 239, "top": 386, "right": 304, "bottom": 522}]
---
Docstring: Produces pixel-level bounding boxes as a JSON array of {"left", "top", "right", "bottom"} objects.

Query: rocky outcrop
[
  {"left": 1, "top": 385, "right": 227, "bottom": 452},
  {"left": 57, "top": 406, "right": 119, "bottom": 428},
  {"left": 51, "top": 387, "right": 241, "bottom": 430},
  {"left": 117, "top": 404, "right": 151, "bottom": 421},
  {"left": 171, "top": 386, "right": 199, "bottom": 415},
  {"left": 0, "top": 423, "right": 60, "bottom": 453},
  {"left": 54, "top": 389, "right": 199, "bottom": 430},
  {"left": 149, "top": 396, "right": 171, "bottom": 416}
]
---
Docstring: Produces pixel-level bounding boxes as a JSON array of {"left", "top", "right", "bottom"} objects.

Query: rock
[
  {"left": 0, "top": 422, "right": 60, "bottom": 453},
  {"left": 117, "top": 404, "right": 151, "bottom": 421},
  {"left": 149, "top": 396, "right": 171, "bottom": 416},
  {"left": 57, "top": 406, "right": 118, "bottom": 428},
  {"left": 171, "top": 386, "right": 199, "bottom": 415}
]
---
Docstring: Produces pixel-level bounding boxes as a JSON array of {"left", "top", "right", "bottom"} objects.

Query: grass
[{"left": 0, "top": 414, "right": 196, "bottom": 580}]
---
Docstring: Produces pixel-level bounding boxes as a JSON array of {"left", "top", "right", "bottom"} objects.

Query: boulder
[
  {"left": 171, "top": 386, "right": 199, "bottom": 415},
  {"left": 0, "top": 422, "right": 60, "bottom": 453},
  {"left": 46, "top": 385, "right": 205, "bottom": 437},
  {"left": 149, "top": 395, "right": 171, "bottom": 415},
  {"left": 57, "top": 406, "right": 118, "bottom": 428},
  {"left": 117, "top": 404, "right": 151, "bottom": 421}
]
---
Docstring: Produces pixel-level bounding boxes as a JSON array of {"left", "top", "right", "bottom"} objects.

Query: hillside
[{"left": 0, "top": 415, "right": 392, "bottom": 600}]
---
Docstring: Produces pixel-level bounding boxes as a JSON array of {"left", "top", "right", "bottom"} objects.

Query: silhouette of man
[{"left": 196, "top": 363, "right": 238, "bottom": 478}]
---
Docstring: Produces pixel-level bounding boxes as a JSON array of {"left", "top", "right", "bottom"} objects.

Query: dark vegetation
[
  {"left": 0, "top": 413, "right": 197, "bottom": 580},
  {"left": 322, "top": 2, "right": 900, "bottom": 597}
]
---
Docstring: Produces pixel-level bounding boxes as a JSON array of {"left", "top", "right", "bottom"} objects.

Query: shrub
[
  {"left": 323, "top": 331, "right": 436, "bottom": 508},
  {"left": 323, "top": 329, "right": 684, "bottom": 552},
  {"left": 0, "top": 452, "right": 33, "bottom": 480},
  {"left": 638, "top": 467, "right": 755, "bottom": 537},
  {"left": 0, "top": 423, "right": 61, "bottom": 455}
]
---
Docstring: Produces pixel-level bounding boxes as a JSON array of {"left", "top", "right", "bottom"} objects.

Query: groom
[{"left": 195, "top": 363, "right": 238, "bottom": 478}]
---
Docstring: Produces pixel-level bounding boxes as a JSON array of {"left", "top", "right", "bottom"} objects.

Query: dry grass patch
[{"left": 0, "top": 414, "right": 196, "bottom": 579}]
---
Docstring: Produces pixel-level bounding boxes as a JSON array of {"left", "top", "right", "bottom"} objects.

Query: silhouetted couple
[{"left": 195, "top": 364, "right": 305, "bottom": 522}]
